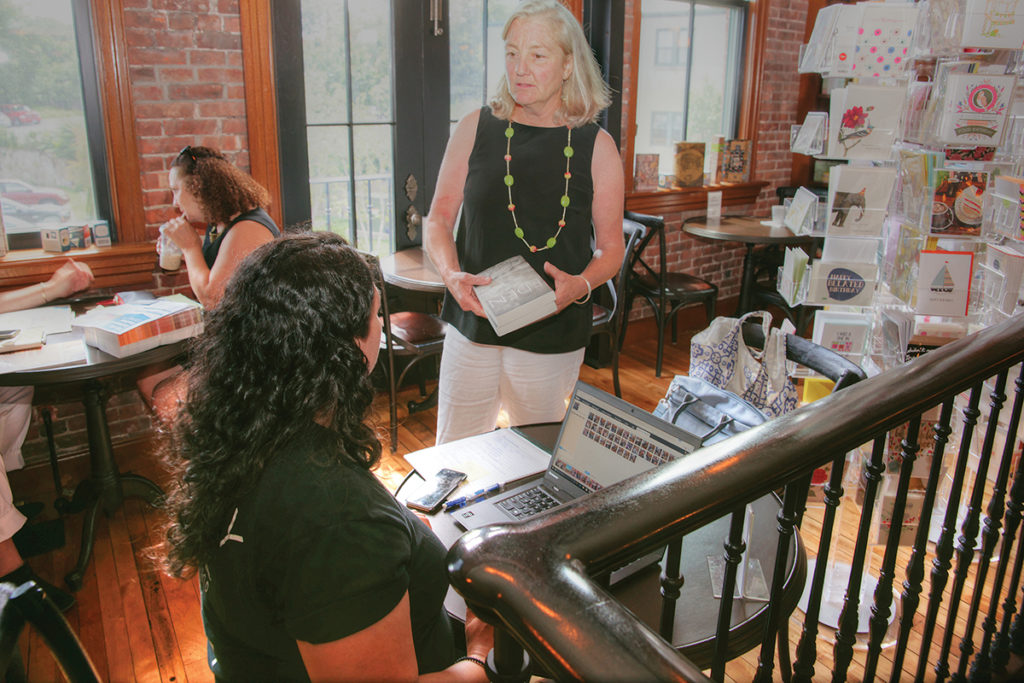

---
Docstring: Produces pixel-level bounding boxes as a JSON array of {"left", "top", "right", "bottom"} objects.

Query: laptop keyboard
[{"left": 498, "top": 487, "right": 560, "bottom": 519}]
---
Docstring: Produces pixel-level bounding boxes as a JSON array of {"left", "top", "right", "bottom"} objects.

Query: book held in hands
[{"left": 473, "top": 255, "right": 557, "bottom": 336}]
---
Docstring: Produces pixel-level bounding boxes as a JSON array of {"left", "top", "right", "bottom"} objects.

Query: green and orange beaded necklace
[{"left": 503, "top": 120, "right": 573, "bottom": 253}]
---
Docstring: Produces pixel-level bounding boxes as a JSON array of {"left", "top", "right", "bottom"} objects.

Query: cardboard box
[
  {"left": 68, "top": 224, "right": 92, "bottom": 249},
  {"left": 41, "top": 227, "right": 71, "bottom": 252},
  {"left": 92, "top": 220, "right": 112, "bottom": 247}
]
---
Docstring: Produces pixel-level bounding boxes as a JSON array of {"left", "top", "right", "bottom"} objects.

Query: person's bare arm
[
  {"left": 423, "top": 109, "right": 491, "bottom": 317},
  {"left": 296, "top": 592, "right": 492, "bottom": 682},
  {"left": 0, "top": 260, "right": 94, "bottom": 314},
  {"left": 166, "top": 218, "right": 275, "bottom": 308},
  {"left": 543, "top": 128, "right": 625, "bottom": 311}
]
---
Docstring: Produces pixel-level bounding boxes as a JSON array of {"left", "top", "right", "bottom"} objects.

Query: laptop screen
[{"left": 549, "top": 383, "right": 700, "bottom": 496}]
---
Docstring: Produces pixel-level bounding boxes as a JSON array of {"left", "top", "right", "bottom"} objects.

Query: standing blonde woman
[{"left": 425, "top": 0, "right": 624, "bottom": 444}]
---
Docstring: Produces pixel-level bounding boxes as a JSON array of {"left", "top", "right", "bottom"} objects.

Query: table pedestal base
[{"left": 64, "top": 379, "right": 165, "bottom": 591}]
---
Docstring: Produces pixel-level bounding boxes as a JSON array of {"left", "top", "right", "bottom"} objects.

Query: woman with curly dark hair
[
  {"left": 158, "top": 145, "right": 280, "bottom": 308},
  {"left": 162, "top": 232, "right": 492, "bottom": 682},
  {"left": 141, "top": 145, "right": 282, "bottom": 418}
]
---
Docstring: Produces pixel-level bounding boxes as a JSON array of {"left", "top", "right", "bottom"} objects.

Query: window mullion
[{"left": 682, "top": 0, "right": 696, "bottom": 139}]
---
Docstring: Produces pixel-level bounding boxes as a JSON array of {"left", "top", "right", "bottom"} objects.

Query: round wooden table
[
  {"left": 0, "top": 334, "right": 189, "bottom": 590},
  {"left": 379, "top": 246, "right": 445, "bottom": 293},
  {"left": 683, "top": 216, "right": 817, "bottom": 315}
]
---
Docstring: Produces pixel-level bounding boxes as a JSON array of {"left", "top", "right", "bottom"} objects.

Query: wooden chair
[
  {"left": 590, "top": 220, "right": 645, "bottom": 398},
  {"left": 364, "top": 253, "right": 447, "bottom": 451},
  {"left": 621, "top": 210, "right": 718, "bottom": 377},
  {"left": 0, "top": 581, "right": 100, "bottom": 682}
]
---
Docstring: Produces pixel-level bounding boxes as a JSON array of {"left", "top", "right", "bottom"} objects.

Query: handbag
[
  {"left": 652, "top": 375, "right": 767, "bottom": 447},
  {"left": 688, "top": 310, "right": 798, "bottom": 418}
]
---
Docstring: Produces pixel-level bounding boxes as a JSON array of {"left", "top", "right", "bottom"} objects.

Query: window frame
[
  {"left": 0, "top": 0, "right": 156, "bottom": 291},
  {"left": 624, "top": 0, "right": 769, "bottom": 214}
]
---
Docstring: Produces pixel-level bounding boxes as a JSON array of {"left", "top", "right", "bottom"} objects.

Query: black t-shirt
[
  {"left": 441, "top": 106, "right": 599, "bottom": 354},
  {"left": 200, "top": 424, "right": 456, "bottom": 682},
  {"left": 202, "top": 207, "right": 280, "bottom": 268}
]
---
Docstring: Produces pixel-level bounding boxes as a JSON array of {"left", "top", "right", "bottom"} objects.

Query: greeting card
[
  {"left": 990, "top": 175, "right": 1024, "bottom": 240},
  {"left": 962, "top": 0, "right": 1024, "bottom": 49},
  {"left": 784, "top": 187, "right": 820, "bottom": 234},
  {"left": 812, "top": 309, "right": 871, "bottom": 361},
  {"left": 986, "top": 242, "right": 1024, "bottom": 314},
  {"left": 808, "top": 261, "right": 879, "bottom": 307},
  {"left": 888, "top": 223, "right": 924, "bottom": 305},
  {"left": 937, "top": 73, "right": 1015, "bottom": 145},
  {"left": 828, "top": 85, "right": 905, "bottom": 160},
  {"left": 916, "top": 250, "right": 975, "bottom": 316},
  {"left": 930, "top": 169, "right": 989, "bottom": 236},
  {"left": 673, "top": 142, "right": 706, "bottom": 188},
  {"left": 826, "top": 165, "right": 897, "bottom": 237},
  {"left": 633, "top": 153, "right": 659, "bottom": 192},
  {"left": 719, "top": 140, "right": 751, "bottom": 183},
  {"left": 846, "top": 4, "right": 918, "bottom": 78}
]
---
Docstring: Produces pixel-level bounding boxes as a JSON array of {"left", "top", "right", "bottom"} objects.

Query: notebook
[{"left": 451, "top": 381, "right": 703, "bottom": 530}]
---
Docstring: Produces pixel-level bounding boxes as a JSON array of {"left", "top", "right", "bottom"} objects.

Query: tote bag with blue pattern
[{"left": 688, "top": 310, "right": 798, "bottom": 418}]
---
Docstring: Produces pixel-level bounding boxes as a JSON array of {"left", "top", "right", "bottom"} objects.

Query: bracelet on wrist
[
  {"left": 455, "top": 654, "right": 487, "bottom": 670},
  {"left": 574, "top": 273, "right": 592, "bottom": 305}
]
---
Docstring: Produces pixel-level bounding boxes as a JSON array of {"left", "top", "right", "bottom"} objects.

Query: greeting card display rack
[{"left": 784, "top": 0, "right": 1024, "bottom": 637}]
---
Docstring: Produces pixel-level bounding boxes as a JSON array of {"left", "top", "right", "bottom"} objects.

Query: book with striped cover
[{"left": 72, "top": 296, "right": 203, "bottom": 357}]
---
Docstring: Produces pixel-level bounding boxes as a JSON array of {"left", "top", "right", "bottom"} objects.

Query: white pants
[
  {"left": 0, "top": 386, "right": 32, "bottom": 543},
  {"left": 436, "top": 327, "right": 585, "bottom": 444}
]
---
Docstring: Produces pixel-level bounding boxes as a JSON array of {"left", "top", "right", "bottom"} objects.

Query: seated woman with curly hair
[
  {"left": 140, "top": 145, "right": 281, "bottom": 420},
  {"left": 161, "top": 232, "right": 492, "bottom": 682}
]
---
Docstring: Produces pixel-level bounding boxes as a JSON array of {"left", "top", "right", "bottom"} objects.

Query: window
[
  {"left": 276, "top": 1, "right": 519, "bottom": 257},
  {"left": 633, "top": 0, "right": 747, "bottom": 179},
  {"left": 0, "top": 0, "right": 107, "bottom": 250},
  {"left": 654, "top": 28, "right": 686, "bottom": 66}
]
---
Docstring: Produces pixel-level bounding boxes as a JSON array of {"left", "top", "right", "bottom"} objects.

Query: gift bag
[
  {"left": 653, "top": 375, "right": 767, "bottom": 447},
  {"left": 688, "top": 311, "right": 798, "bottom": 418}
]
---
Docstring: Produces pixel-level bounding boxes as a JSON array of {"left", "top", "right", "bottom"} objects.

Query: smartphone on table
[{"left": 406, "top": 468, "right": 467, "bottom": 513}]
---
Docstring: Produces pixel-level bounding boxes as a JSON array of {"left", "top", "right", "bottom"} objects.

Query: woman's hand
[
  {"left": 442, "top": 270, "right": 491, "bottom": 318},
  {"left": 543, "top": 262, "right": 590, "bottom": 312},
  {"left": 464, "top": 609, "right": 494, "bottom": 662},
  {"left": 160, "top": 215, "right": 203, "bottom": 253},
  {"left": 47, "top": 260, "right": 94, "bottom": 299}
]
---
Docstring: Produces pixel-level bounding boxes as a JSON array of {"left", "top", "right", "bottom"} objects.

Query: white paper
[
  {"left": 706, "top": 190, "right": 723, "bottom": 219},
  {"left": 0, "top": 305, "right": 74, "bottom": 337},
  {"left": 0, "top": 339, "right": 87, "bottom": 373},
  {"left": 403, "top": 429, "right": 552, "bottom": 497}
]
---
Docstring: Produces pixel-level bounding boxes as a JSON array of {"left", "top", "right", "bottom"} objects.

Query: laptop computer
[{"left": 451, "top": 381, "right": 703, "bottom": 531}]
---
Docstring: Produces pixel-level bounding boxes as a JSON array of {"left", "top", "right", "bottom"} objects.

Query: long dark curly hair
[
  {"left": 172, "top": 145, "right": 271, "bottom": 226},
  {"left": 162, "top": 231, "right": 381, "bottom": 578}
]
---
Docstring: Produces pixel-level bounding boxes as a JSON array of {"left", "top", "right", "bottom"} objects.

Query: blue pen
[{"left": 443, "top": 496, "right": 468, "bottom": 512}]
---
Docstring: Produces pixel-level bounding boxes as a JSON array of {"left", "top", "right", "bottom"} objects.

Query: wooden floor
[{"left": 6, "top": 316, "right": 1021, "bottom": 681}]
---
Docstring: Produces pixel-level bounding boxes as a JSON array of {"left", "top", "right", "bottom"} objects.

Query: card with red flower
[{"left": 828, "top": 85, "right": 905, "bottom": 160}]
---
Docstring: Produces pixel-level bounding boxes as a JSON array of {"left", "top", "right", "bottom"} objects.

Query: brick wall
[{"left": 20, "top": 0, "right": 809, "bottom": 466}]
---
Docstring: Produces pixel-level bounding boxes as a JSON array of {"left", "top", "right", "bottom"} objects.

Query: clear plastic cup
[{"left": 158, "top": 227, "right": 182, "bottom": 270}]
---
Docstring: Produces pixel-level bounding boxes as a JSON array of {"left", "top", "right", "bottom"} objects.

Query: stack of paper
[
  {"left": 473, "top": 255, "right": 557, "bottom": 336},
  {"left": 72, "top": 296, "right": 203, "bottom": 358}
]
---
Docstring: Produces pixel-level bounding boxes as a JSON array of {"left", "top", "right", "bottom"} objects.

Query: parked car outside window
[
  {"left": 0, "top": 104, "right": 41, "bottom": 126},
  {"left": 0, "top": 179, "right": 70, "bottom": 205}
]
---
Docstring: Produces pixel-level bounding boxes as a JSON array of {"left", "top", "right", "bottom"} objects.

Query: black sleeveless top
[
  {"left": 202, "top": 207, "right": 280, "bottom": 268},
  {"left": 441, "top": 107, "right": 599, "bottom": 354}
]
